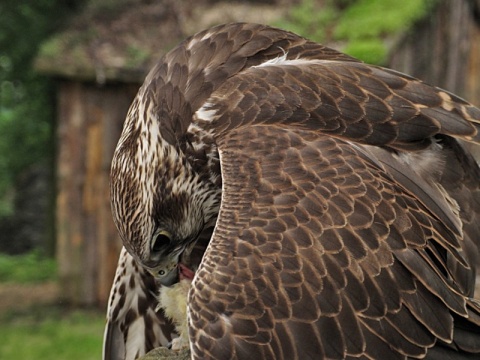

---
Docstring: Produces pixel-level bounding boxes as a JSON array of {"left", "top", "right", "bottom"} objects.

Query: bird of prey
[{"left": 104, "top": 23, "right": 480, "bottom": 360}]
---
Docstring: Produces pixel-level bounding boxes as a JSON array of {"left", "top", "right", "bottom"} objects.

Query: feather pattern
[
  {"left": 103, "top": 247, "right": 175, "bottom": 360},
  {"left": 105, "top": 23, "right": 480, "bottom": 359}
]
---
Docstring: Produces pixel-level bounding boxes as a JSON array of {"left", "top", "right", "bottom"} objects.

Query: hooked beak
[
  {"left": 145, "top": 241, "right": 197, "bottom": 286},
  {"left": 155, "top": 266, "right": 179, "bottom": 286},
  {"left": 145, "top": 252, "right": 180, "bottom": 286}
]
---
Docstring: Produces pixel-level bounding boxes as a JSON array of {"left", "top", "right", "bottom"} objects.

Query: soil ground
[{"left": 0, "top": 281, "right": 60, "bottom": 313}]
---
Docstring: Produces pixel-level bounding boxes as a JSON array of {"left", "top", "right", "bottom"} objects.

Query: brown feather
[{"left": 106, "top": 23, "right": 480, "bottom": 360}]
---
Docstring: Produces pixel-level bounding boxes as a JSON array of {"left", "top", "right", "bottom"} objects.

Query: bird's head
[{"left": 110, "top": 91, "right": 220, "bottom": 286}]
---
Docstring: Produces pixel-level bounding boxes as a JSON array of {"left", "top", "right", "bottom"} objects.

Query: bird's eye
[{"left": 151, "top": 231, "right": 172, "bottom": 253}]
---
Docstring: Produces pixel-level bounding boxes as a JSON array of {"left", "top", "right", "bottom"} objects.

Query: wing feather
[
  {"left": 107, "top": 23, "right": 480, "bottom": 360},
  {"left": 195, "top": 59, "right": 479, "bottom": 150},
  {"left": 189, "top": 124, "right": 480, "bottom": 359}
]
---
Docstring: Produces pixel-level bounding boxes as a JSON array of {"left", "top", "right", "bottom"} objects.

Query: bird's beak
[
  {"left": 146, "top": 254, "right": 181, "bottom": 286},
  {"left": 145, "top": 240, "right": 199, "bottom": 286},
  {"left": 155, "top": 266, "right": 179, "bottom": 286}
]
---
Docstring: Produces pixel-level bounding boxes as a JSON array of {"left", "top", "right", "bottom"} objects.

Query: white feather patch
[
  {"left": 195, "top": 102, "right": 218, "bottom": 122},
  {"left": 252, "top": 52, "right": 337, "bottom": 69}
]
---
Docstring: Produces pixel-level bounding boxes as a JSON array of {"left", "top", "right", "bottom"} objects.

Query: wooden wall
[
  {"left": 56, "top": 81, "right": 139, "bottom": 307},
  {"left": 389, "top": 0, "right": 480, "bottom": 160},
  {"left": 389, "top": 0, "right": 479, "bottom": 103}
]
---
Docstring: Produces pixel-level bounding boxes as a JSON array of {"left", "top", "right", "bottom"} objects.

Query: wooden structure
[
  {"left": 35, "top": 1, "right": 183, "bottom": 306},
  {"left": 35, "top": 0, "right": 288, "bottom": 307},
  {"left": 35, "top": 0, "right": 479, "bottom": 307},
  {"left": 390, "top": 0, "right": 480, "bottom": 103},
  {"left": 55, "top": 81, "right": 138, "bottom": 305},
  {"left": 389, "top": 0, "right": 480, "bottom": 159}
]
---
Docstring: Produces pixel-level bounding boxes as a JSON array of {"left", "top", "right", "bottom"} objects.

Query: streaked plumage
[
  {"left": 103, "top": 247, "right": 175, "bottom": 360},
  {"left": 104, "top": 23, "right": 480, "bottom": 359}
]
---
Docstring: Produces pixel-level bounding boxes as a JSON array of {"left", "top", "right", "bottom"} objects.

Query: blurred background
[{"left": 0, "top": 0, "right": 479, "bottom": 358}]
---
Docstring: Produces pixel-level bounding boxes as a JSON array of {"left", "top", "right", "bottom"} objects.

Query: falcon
[{"left": 103, "top": 23, "right": 480, "bottom": 359}]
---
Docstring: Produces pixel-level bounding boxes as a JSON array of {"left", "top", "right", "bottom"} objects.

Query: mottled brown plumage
[{"left": 104, "top": 23, "right": 480, "bottom": 360}]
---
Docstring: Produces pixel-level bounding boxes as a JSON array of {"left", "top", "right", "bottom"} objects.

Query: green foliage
[
  {"left": 334, "top": 0, "right": 436, "bottom": 64},
  {"left": 342, "top": 38, "right": 387, "bottom": 65},
  {"left": 334, "top": 0, "right": 434, "bottom": 40},
  {"left": 274, "top": 0, "right": 338, "bottom": 43},
  {"left": 126, "top": 45, "right": 151, "bottom": 67},
  {"left": 37, "top": 37, "right": 65, "bottom": 59},
  {"left": 0, "top": 252, "right": 57, "bottom": 283},
  {"left": 0, "top": 0, "right": 80, "bottom": 217},
  {"left": 275, "top": 0, "right": 435, "bottom": 65},
  {"left": 0, "top": 306, "right": 104, "bottom": 360}
]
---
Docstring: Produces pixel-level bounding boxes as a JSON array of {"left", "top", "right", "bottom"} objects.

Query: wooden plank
[
  {"left": 96, "top": 84, "right": 139, "bottom": 307},
  {"left": 56, "top": 81, "right": 87, "bottom": 304},
  {"left": 56, "top": 80, "right": 139, "bottom": 306},
  {"left": 389, "top": 0, "right": 475, "bottom": 99}
]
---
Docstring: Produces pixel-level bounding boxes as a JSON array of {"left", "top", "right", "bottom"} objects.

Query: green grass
[
  {"left": 0, "top": 251, "right": 57, "bottom": 283},
  {"left": 0, "top": 305, "right": 105, "bottom": 360},
  {"left": 0, "top": 253, "right": 104, "bottom": 359}
]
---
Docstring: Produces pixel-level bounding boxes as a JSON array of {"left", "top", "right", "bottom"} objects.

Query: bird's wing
[
  {"left": 187, "top": 53, "right": 480, "bottom": 359},
  {"left": 189, "top": 125, "right": 480, "bottom": 359},
  {"left": 193, "top": 57, "right": 480, "bottom": 150},
  {"left": 103, "top": 247, "right": 175, "bottom": 360}
]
